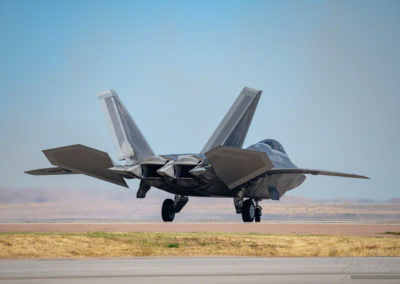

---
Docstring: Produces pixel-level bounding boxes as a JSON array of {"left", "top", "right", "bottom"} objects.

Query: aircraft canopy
[{"left": 259, "top": 139, "right": 286, "bottom": 154}]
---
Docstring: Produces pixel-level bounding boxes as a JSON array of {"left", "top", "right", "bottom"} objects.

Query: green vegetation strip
[{"left": 0, "top": 232, "right": 399, "bottom": 258}]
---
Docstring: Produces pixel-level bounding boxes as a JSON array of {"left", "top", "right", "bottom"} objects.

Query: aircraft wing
[
  {"left": 25, "top": 144, "right": 128, "bottom": 187},
  {"left": 266, "top": 168, "right": 369, "bottom": 179},
  {"left": 25, "top": 167, "right": 78, "bottom": 175},
  {"left": 205, "top": 145, "right": 369, "bottom": 190}
]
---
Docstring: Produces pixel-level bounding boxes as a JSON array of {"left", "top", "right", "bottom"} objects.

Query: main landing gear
[
  {"left": 161, "top": 195, "right": 188, "bottom": 222},
  {"left": 234, "top": 193, "right": 262, "bottom": 222},
  {"left": 241, "top": 199, "right": 255, "bottom": 222},
  {"left": 241, "top": 199, "right": 262, "bottom": 222}
]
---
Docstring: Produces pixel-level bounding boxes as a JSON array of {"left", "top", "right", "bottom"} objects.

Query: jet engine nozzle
[
  {"left": 174, "top": 155, "right": 202, "bottom": 179},
  {"left": 189, "top": 165, "right": 217, "bottom": 182},
  {"left": 157, "top": 161, "right": 175, "bottom": 179},
  {"left": 127, "top": 164, "right": 142, "bottom": 178},
  {"left": 141, "top": 156, "right": 169, "bottom": 178}
]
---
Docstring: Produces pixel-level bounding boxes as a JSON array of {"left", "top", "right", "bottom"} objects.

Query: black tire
[
  {"left": 162, "top": 199, "right": 175, "bottom": 222},
  {"left": 242, "top": 199, "right": 255, "bottom": 222},
  {"left": 255, "top": 207, "right": 261, "bottom": 222}
]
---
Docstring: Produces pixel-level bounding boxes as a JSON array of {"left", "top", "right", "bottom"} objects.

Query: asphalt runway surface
[
  {"left": 1, "top": 223, "right": 400, "bottom": 236},
  {"left": 1, "top": 257, "right": 400, "bottom": 283}
]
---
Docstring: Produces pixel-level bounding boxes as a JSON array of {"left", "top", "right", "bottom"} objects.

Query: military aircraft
[{"left": 26, "top": 87, "right": 369, "bottom": 222}]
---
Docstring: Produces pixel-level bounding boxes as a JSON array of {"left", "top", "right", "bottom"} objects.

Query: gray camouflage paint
[{"left": 26, "top": 87, "right": 368, "bottom": 201}]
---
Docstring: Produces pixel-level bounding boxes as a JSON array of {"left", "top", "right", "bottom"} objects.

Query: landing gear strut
[
  {"left": 161, "top": 195, "right": 188, "bottom": 222},
  {"left": 233, "top": 187, "right": 247, "bottom": 214}
]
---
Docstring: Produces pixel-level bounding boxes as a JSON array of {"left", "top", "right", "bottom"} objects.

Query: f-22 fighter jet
[{"left": 26, "top": 87, "right": 369, "bottom": 222}]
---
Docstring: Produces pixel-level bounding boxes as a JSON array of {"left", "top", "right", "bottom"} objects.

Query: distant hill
[
  {"left": 0, "top": 187, "right": 394, "bottom": 204},
  {"left": 0, "top": 187, "right": 399, "bottom": 223}
]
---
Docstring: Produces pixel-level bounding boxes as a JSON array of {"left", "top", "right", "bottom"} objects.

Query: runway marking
[
  {"left": 351, "top": 274, "right": 400, "bottom": 279},
  {"left": 1, "top": 272, "right": 400, "bottom": 280}
]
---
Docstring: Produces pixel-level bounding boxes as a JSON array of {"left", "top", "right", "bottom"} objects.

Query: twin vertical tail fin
[
  {"left": 201, "top": 87, "right": 262, "bottom": 153},
  {"left": 99, "top": 87, "right": 259, "bottom": 163},
  {"left": 98, "top": 89, "right": 154, "bottom": 164}
]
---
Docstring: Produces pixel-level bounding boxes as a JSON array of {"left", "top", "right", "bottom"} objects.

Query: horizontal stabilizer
[
  {"left": 41, "top": 144, "right": 128, "bottom": 187},
  {"left": 267, "top": 168, "right": 369, "bottom": 179},
  {"left": 25, "top": 167, "right": 78, "bottom": 175},
  {"left": 205, "top": 145, "right": 274, "bottom": 189}
]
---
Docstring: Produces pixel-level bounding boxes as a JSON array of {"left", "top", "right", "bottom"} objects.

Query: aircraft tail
[
  {"left": 201, "top": 87, "right": 262, "bottom": 153},
  {"left": 26, "top": 144, "right": 128, "bottom": 187},
  {"left": 205, "top": 145, "right": 274, "bottom": 189},
  {"left": 98, "top": 89, "right": 154, "bottom": 164}
]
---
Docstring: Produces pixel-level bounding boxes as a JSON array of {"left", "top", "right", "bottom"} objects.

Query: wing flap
[
  {"left": 267, "top": 168, "right": 369, "bottom": 179},
  {"left": 205, "top": 145, "right": 274, "bottom": 189}
]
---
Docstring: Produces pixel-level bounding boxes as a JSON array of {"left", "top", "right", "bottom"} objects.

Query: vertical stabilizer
[
  {"left": 98, "top": 89, "right": 154, "bottom": 164},
  {"left": 201, "top": 87, "right": 262, "bottom": 153}
]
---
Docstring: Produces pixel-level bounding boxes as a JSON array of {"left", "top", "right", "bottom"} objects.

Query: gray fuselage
[{"left": 147, "top": 139, "right": 305, "bottom": 200}]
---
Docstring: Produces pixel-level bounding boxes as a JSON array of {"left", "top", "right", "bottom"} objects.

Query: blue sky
[{"left": 0, "top": 0, "right": 399, "bottom": 199}]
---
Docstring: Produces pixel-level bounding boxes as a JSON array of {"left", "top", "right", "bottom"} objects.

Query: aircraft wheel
[
  {"left": 242, "top": 199, "right": 255, "bottom": 222},
  {"left": 255, "top": 207, "right": 261, "bottom": 222},
  {"left": 162, "top": 199, "right": 175, "bottom": 222}
]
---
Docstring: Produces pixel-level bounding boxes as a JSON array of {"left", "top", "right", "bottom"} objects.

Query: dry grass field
[{"left": 1, "top": 232, "right": 399, "bottom": 258}]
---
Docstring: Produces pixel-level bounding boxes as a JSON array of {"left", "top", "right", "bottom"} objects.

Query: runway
[
  {"left": 1, "top": 223, "right": 400, "bottom": 236},
  {"left": 1, "top": 257, "right": 399, "bottom": 283}
]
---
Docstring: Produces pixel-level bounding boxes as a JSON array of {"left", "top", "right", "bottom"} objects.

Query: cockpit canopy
[{"left": 259, "top": 139, "right": 286, "bottom": 154}]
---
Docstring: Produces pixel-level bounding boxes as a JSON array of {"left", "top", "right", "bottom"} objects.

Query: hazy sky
[{"left": 0, "top": 0, "right": 399, "bottom": 199}]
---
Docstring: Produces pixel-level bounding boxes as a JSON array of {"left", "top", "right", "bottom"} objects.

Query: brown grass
[{"left": 0, "top": 232, "right": 399, "bottom": 258}]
